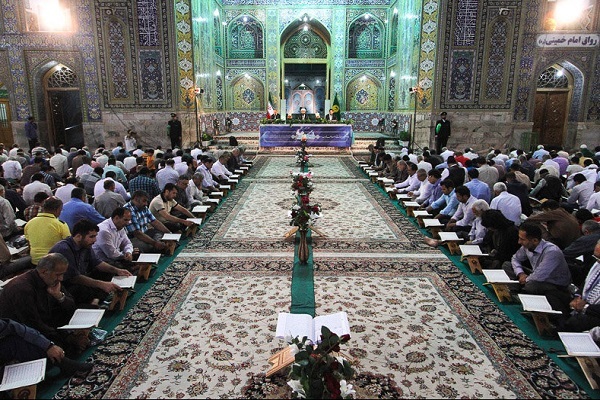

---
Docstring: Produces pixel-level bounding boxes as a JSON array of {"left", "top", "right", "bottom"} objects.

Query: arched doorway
[
  {"left": 532, "top": 65, "right": 572, "bottom": 147},
  {"left": 43, "top": 64, "right": 84, "bottom": 149},
  {"left": 0, "top": 83, "right": 12, "bottom": 145},
  {"left": 281, "top": 17, "right": 330, "bottom": 116}
]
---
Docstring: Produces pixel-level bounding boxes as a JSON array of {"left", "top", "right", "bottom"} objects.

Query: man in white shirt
[
  {"left": 564, "top": 173, "right": 594, "bottom": 212},
  {"left": 75, "top": 157, "right": 94, "bottom": 178},
  {"left": 394, "top": 163, "right": 420, "bottom": 193},
  {"left": 211, "top": 152, "right": 233, "bottom": 184},
  {"left": 445, "top": 185, "right": 477, "bottom": 234},
  {"left": 187, "top": 173, "right": 209, "bottom": 208},
  {"left": 532, "top": 145, "right": 549, "bottom": 160},
  {"left": 587, "top": 181, "right": 600, "bottom": 212},
  {"left": 123, "top": 154, "right": 138, "bottom": 171},
  {"left": 124, "top": 130, "right": 137, "bottom": 153},
  {"left": 196, "top": 156, "right": 219, "bottom": 191},
  {"left": 490, "top": 182, "right": 522, "bottom": 226},
  {"left": 49, "top": 150, "right": 68, "bottom": 178},
  {"left": 156, "top": 159, "right": 179, "bottom": 190},
  {"left": 54, "top": 177, "right": 78, "bottom": 205},
  {"left": 92, "top": 207, "right": 135, "bottom": 265},
  {"left": 416, "top": 155, "right": 432, "bottom": 173},
  {"left": 22, "top": 173, "right": 52, "bottom": 205},
  {"left": 2, "top": 157, "right": 22, "bottom": 181},
  {"left": 439, "top": 147, "right": 454, "bottom": 162},
  {"left": 94, "top": 174, "right": 129, "bottom": 201}
]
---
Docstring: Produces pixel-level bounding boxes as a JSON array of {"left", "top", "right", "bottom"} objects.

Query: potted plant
[
  {"left": 201, "top": 132, "right": 213, "bottom": 147},
  {"left": 398, "top": 131, "right": 410, "bottom": 146}
]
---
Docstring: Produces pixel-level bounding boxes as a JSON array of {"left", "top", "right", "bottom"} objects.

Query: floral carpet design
[
  {"left": 98, "top": 258, "right": 584, "bottom": 399},
  {"left": 255, "top": 156, "right": 362, "bottom": 179}
]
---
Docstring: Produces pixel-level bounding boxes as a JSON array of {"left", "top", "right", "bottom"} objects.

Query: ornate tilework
[
  {"left": 484, "top": 18, "right": 508, "bottom": 100},
  {"left": 136, "top": 0, "right": 159, "bottom": 47},
  {"left": 213, "top": 13, "right": 223, "bottom": 56},
  {"left": 226, "top": 69, "right": 266, "bottom": 83},
  {"left": 266, "top": 9, "right": 279, "bottom": 104},
  {"left": 284, "top": 29, "right": 327, "bottom": 59},
  {"left": 388, "top": 76, "right": 396, "bottom": 111},
  {"left": 108, "top": 17, "right": 129, "bottom": 99},
  {"left": 514, "top": 0, "right": 540, "bottom": 121},
  {"left": 587, "top": 53, "right": 600, "bottom": 120},
  {"left": 228, "top": 15, "right": 264, "bottom": 59},
  {"left": 231, "top": 75, "right": 264, "bottom": 110},
  {"left": 345, "top": 68, "right": 385, "bottom": 83},
  {"left": 139, "top": 50, "right": 164, "bottom": 101},
  {"left": 348, "top": 16, "right": 384, "bottom": 59},
  {"left": 331, "top": 8, "right": 346, "bottom": 104},
  {"left": 279, "top": 9, "right": 332, "bottom": 34},
  {"left": 454, "top": 0, "right": 478, "bottom": 46},
  {"left": 175, "top": 0, "right": 194, "bottom": 109},
  {"left": 226, "top": 60, "right": 266, "bottom": 67},
  {"left": 216, "top": 75, "right": 223, "bottom": 110},
  {"left": 345, "top": 59, "right": 385, "bottom": 68},
  {"left": 390, "top": 12, "right": 398, "bottom": 55},
  {"left": 449, "top": 50, "right": 474, "bottom": 101},
  {"left": 222, "top": 0, "right": 392, "bottom": 4},
  {"left": 416, "top": 0, "right": 439, "bottom": 110},
  {"left": 346, "top": 74, "right": 380, "bottom": 110}
]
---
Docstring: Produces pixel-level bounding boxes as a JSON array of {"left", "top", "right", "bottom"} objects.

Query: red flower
[
  {"left": 324, "top": 372, "right": 342, "bottom": 398},
  {"left": 301, "top": 196, "right": 310, "bottom": 204}
]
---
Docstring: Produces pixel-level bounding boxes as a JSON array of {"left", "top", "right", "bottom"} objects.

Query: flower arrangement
[
  {"left": 296, "top": 149, "right": 311, "bottom": 165},
  {"left": 291, "top": 172, "right": 314, "bottom": 196},
  {"left": 289, "top": 199, "right": 321, "bottom": 231},
  {"left": 287, "top": 326, "right": 355, "bottom": 399}
]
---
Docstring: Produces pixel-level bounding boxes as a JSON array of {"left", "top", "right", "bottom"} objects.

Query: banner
[
  {"left": 259, "top": 124, "right": 353, "bottom": 148},
  {"left": 267, "top": 93, "right": 274, "bottom": 118}
]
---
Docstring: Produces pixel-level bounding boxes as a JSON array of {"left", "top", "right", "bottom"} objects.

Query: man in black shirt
[
  {"left": 435, "top": 112, "right": 451, "bottom": 154},
  {"left": 168, "top": 113, "right": 183, "bottom": 149}
]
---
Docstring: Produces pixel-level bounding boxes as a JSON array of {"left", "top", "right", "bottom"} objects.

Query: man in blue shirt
[
  {"left": 59, "top": 187, "right": 105, "bottom": 231},
  {"left": 464, "top": 169, "right": 491, "bottom": 203},
  {"left": 425, "top": 179, "right": 459, "bottom": 226}
]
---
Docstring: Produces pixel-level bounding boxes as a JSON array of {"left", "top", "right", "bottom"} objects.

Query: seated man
[
  {"left": 416, "top": 169, "right": 442, "bottom": 207},
  {"left": 124, "top": 190, "right": 170, "bottom": 253},
  {"left": 92, "top": 207, "right": 135, "bottom": 268},
  {"left": 490, "top": 182, "right": 522, "bottom": 226},
  {"left": 93, "top": 179, "right": 125, "bottom": 218},
  {"left": 211, "top": 152, "right": 233, "bottom": 185},
  {"left": 563, "top": 220, "right": 600, "bottom": 287},
  {"left": 22, "top": 172, "right": 52, "bottom": 205},
  {"left": 445, "top": 185, "right": 477, "bottom": 234},
  {"left": 563, "top": 239, "right": 600, "bottom": 332},
  {"left": 186, "top": 173, "right": 210, "bottom": 209},
  {"left": 59, "top": 187, "right": 105, "bottom": 232},
  {"left": 479, "top": 209, "right": 521, "bottom": 270},
  {"left": 128, "top": 167, "right": 161, "bottom": 199},
  {"left": 0, "top": 253, "right": 89, "bottom": 356},
  {"left": 563, "top": 173, "right": 594, "bottom": 213},
  {"left": 196, "top": 156, "right": 220, "bottom": 192},
  {"left": 0, "top": 184, "right": 18, "bottom": 240},
  {"left": 0, "top": 318, "right": 92, "bottom": 376},
  {"left": 464, "top": 169, "right": 491, "bottom": 203},
  {"left": 424, "top": 179, "right": 459, "bottom": 226},
  {"left": 407, "top": 169, "right": 430, "bottom": 202},
  {"left": 25, "top": 196, "right": 71, "bottom": 266},
  {"left": 503, "top": 222, "right": 572, "bottom": 314},
  {"left": 50, "top": 220, "right": 128, "bottom": 307},
  {"left": 149, "top": 183, "right": 195, "bottom": 233},
  {"left": 394, "top": 163, "right": 420, "bottom": 193}
]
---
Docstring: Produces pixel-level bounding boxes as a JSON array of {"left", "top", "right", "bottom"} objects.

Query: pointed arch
[
  {"left": 227, "top": 15, "right": 264, "bottom": 59},
  {"left": 229, "top": 74, "right": 264, "bottom": 110},
  {"left": 346, "top": 73, "right": 382, "bottom": 111},
  {"left": 347, "top": 14, "right": 384, "bottom": 59}
]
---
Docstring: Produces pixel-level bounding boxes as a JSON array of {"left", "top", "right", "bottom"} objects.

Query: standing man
[
  {"left": 24, "top": 116, "right": 39, "bottom": 154},
  {"left": 435, "top": 112, "right": 451, "bottom": 154},
  {"left": 167, "top": 113, "right": 182, "bottom": 149},
  {"left": 124, "top": 129, "right": 137, "bottom": 153}
]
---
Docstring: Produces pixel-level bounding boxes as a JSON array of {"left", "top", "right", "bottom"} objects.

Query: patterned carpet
[{"left": 52, "top": 156, "right": 588, "bottom": 399}]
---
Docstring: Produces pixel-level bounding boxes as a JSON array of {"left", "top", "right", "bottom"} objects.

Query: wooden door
[
  {"left": 532, "top": 90, "right": 569, "bottom": 147},
  {"left": 0, "top": 100, "right": 12, "bottom": 145}
]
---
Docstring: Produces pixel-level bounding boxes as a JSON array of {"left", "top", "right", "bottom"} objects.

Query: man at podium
[{"left": 293, "top": 108, "right": 315, "bottom": 121}]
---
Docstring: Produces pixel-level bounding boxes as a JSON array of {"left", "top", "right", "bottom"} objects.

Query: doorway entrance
[
  {"left": 0, "top": 84, "right": 12, "bottom": 145},
  {"left": 284, "top": 64, "right": 327, "bottom": 115},
  {"left": 43, "top": 65, "right": 84, "bottom": 149},
  {"left": 532, "top": 66, "right": 570, "bottom": 147}
]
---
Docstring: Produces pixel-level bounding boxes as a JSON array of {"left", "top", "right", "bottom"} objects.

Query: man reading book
[{"left": 0, "top": 254, "right": 90, "bottom": 356}]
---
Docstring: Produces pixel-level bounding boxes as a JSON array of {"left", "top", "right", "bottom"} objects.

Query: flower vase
[{"left": 298, "top": 229, "right": 309, "bottom": 264}]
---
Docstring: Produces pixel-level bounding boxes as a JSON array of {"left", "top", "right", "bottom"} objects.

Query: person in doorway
[
  {"left": 24, "top": 116, "right": 39, "bottom": 154},
  {"left": 435, "top": 112, "right": 451, "bottom": 154},
  {"left": 167, "top": 113, "right": 183, "bottom": 149}
]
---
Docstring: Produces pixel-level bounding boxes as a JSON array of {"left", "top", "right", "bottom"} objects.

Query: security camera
[{"left": 499, "top": 8, "right": 509, "bottom": 16}]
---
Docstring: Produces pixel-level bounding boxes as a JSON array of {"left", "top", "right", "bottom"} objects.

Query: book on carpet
[
  {"left": 385, "top": 187, "right": 396, "bottom": 193},
  {"left": 135, "top": 253, "right": 161, "bottom": 264},
  {"left": 192, "top": 205, "right": 210, "bottom": 213},
  {"left": 209, "top": 192, "right": 224, "bottom": 197},
  {"left": 413, "top": 210, "right": 432, "bottom": 218},
  {"left": 206, "top": 198, "right": 220, "bottom": 204},
  {"left": 234, "top": 169, "right": 244, "bottom": 174},
  {"left": 14, "top": 219, "right": 26, "bottom": 228},
  {"left": 459, "top": 244, "right": 488, "bottom": 256},
  {"left": 368, "top": 172, "right": 378, "bottom": 177},
  {"left": 229, "top": 174, "right": 240, "bottom": 179},
  {"left": 558, "top": 332, "right": 600, "bottom": 357},
  {"left": 396, "top": 193, "right": 412, "bottom": 200},
  {"left": 0, "top": 358, "right": 46, "bottom": 392},
  {"left": 187, "top": 218, "right": 203, "bottom": 225},
  {"left": 482, "top": 269, "right": 519, "bottom": 284},
  {"left": 592, "top": 208, "right": 600, "bottom": 216},
  {"left": 402, "top": 201, "right": 420, "bottom": 207},
  {"left": 161, "top": 233, "right": 182, "bottom": 241},
  {"left": 111, "top": 275, "right": 137, "bottom": 289},
  {"left": 518, "top": 294, "right": 562, "bottom": 314},
  {"left": 275, "top": 312, "right": 350, "bottom": 344},
  {"left": 228, "top": 179, "right": 239, "bottom": 183},
  {"left": 58, "top": 309, "right": 105, "bottom": 330},
  {"left": 220, "top": 185, "right": 231, "bottom": 190}
]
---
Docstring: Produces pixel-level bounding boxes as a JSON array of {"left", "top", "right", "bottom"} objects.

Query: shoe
[{"left": 58, "top": 357, "right": 93, "bottom": 376}]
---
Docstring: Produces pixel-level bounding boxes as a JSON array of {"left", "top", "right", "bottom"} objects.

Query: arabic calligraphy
[
  {"left": 537, "top": 34, "right": 600, "bottom": 48},
  {"left": 259, "top": 124, "right": 353, "bottom": 148}
]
